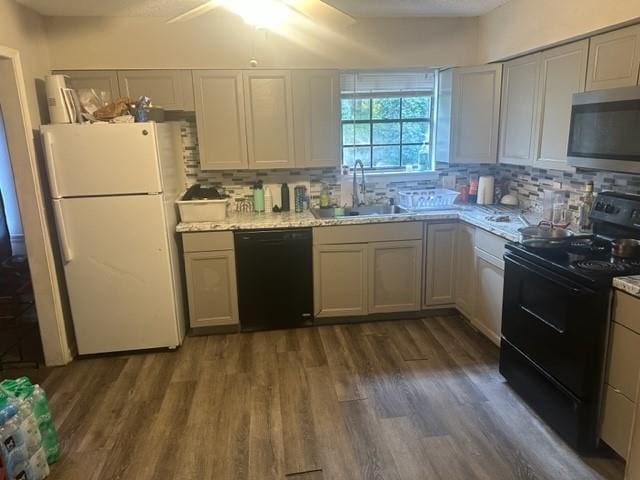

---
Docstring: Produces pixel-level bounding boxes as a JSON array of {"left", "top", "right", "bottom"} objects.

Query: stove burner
[
  {"left": 566, "top": 238, "right": 610, "bottom": 255},
  {"left": 574, "top": 260, "right": 628, "bottom": 273}
]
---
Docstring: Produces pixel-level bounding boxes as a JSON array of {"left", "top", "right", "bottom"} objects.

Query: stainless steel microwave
[{"left": 567, "top": 85, "right": 640, "bottom": 174}]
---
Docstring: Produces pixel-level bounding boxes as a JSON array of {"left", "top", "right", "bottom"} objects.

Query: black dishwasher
[{"left": 234, "top": 229, "right": 313, "bottom": 331}]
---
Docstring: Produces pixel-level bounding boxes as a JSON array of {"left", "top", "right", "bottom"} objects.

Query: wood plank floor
[{"left": 1, "top": 315, "right": 626, "bottom": 480}]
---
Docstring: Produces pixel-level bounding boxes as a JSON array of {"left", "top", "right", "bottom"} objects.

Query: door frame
[{"left": 0, "top": 45, "right": 73, "bottom": 365}]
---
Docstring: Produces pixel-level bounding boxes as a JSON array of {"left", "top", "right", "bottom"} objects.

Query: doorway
[
  {"left": 0, "top": 46, "right": 73, "bottom": 367},
  {"left": 0, "top": 106, "right": 42, "bottom": 369}
]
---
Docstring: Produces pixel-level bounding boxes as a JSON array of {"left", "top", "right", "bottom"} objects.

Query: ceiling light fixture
[{"left": 220, "top": 0, "right": 291, "bottom": 30}]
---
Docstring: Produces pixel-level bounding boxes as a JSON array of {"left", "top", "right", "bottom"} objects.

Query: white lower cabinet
[
  {"left": 182, "top": 232, "right": 239, "bottom": 329},
  {"left": 313, "top": 243, "right": 368, "bottom": 317},
  {"left": 472, "top": 248, "right": 504, "bottom": 346},
  {"left": 601, "top": 291, "right": 640, "bottom": 459},
  {"left": 312, "top": 222, "right": 423, "bottom": 318},
  {"left": 455, "top": 223, "right": 476, "bottom": 318},
  {"left": 424, "top": 223, "right": 458, "bottom": 307},
  {"left": 369, "top": 240, "right": 423, "bottom": 314}
]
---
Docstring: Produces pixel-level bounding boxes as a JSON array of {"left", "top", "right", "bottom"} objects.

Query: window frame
[{"left": 340, "top": 91, "right": 434, "bottom": 171}]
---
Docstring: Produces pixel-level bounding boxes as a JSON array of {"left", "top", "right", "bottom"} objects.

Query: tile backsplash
[{"left": 178, "top": 119, "right": 640, "bottom": 213}]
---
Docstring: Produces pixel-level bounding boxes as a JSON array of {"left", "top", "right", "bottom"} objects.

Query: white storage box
[
  {"left": 398, "top": 188, "right": 459, "bottom": 210},
  {"left": 176, "top": 194, "right": 229, "bottom": 222}
]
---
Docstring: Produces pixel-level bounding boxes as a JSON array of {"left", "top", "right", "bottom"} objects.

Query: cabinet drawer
[
  {"left": 313, "top": 222, "right": 422, "bottom": 245},
  {"left": 475, "top": 228, "right": 507, "bottom": 261},
  {"left": 614, "top": 290, "right": 640, "bottom": 334},
  {"left": 183, "top": 231, "right": 234, "bottom": 252},
  {"left": 606, "top": 321, "right": 640, "bottom": 399},
  {"left": 601, "top": 384, "right": 634, "bottom": 459}
]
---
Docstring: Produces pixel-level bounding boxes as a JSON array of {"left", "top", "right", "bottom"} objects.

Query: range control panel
[{"left": 591, "top": 192, "right": 640, "bottom": 229}]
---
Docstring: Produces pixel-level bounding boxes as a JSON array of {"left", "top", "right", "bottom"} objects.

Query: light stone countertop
[
  {"left": 176, "top": 205, "right": 529, "bottom": 242},
  {"left": 613, "top": 276, "right": 640, "bottom": 299}
]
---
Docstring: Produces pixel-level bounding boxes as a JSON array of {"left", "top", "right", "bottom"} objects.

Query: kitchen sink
[{"left": 310, "top": 205, "right": 409, "bottom": 219}]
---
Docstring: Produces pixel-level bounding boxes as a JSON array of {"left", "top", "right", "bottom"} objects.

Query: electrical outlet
[{"left": 442, "top": 173, "right": 456, "bottom": 189}]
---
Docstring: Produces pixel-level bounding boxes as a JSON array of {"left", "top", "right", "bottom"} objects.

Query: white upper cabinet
[
  {"left": 244, "top": 70, "right": 296, "bottom": 169},
  {"left": 498, "top": 53, "right": 541, "bottom": 166},
  {"left": 437, "top": 64, "right": 502, "bottom": 164},
  {"left": 434, "top": 69, "right": 453, "bottom": 165},
  {"left": 292, "top": 70, "right": 341, "bottom": 168},
  {"left": 534, "top": 39, "right": 589, "bottom": 171},
  {"left": 587, "top": 25, "right": 640, "bottom": 91},
  {"left": 117, "top": 70, "right": 194, "bottom": 111},
  {"left": 55, "top": 70, "right": 120, "bottom": 103},
  {"left": 193, "top": 70, "right": 249, "bottom": 170}
]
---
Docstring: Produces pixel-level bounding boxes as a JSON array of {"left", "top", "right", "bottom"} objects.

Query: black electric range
[{"left": 500, "top": 191, "right": 640, "bottom": 452}]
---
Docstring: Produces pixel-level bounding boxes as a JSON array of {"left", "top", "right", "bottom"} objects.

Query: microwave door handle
[{"left": 506, "top": 256, "right": 591, "bottom": 296}]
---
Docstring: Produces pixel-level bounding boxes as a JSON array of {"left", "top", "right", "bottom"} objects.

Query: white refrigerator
[{"left": 40, "top": 122, "right": 186, "bottom": 355}]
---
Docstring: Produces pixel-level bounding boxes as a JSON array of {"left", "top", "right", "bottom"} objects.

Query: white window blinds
[{"left": 340, "top": 70, "right": 436, "bottom": 95}]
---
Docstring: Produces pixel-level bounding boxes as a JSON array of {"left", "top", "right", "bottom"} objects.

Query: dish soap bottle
[{"left": 253, "top": 180, "right": 265, "bottom": 213}]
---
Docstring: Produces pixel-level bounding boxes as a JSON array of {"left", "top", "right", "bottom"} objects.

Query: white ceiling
[{"left": 17, "top": 0, "right": 511, "bottom": 18}]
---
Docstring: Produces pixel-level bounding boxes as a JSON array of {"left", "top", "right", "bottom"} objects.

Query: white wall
[
  {"left": 479, "top": 0, "right": 640, "bottom": 62},
  {"left": 44, "top": 13, "right": 479, "bottom": 70},
  {"left": 0, "top": 0, "right": 50, "bottom": 124}
]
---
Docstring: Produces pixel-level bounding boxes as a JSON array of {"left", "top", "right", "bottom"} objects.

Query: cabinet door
[
  {"left": 184, "top": 250, "right": 239, "bottom": 328},
  {"left": 117, "top": 70, "right": 194, "bottom": 110},
  {"left": 473, "top": 249, "right": 504, "bottom": 345},
  {"left": 244, "top": 70, "right": 296, "bottom": 169},
  {"left": 314, "top": 243, "right": 367, "bottom": 317},
  {"left": 535, "top": 40, "right": 589, "bottom": 171},
  {"left": 55, "top": 70, "right": 120, "bottom": 103},
  {"left": 587, "top": 25, "right": 640, "bottom": 91},
  {"left": 424, "top": 223, "right": 458, "bottom": 307},
  {"left": 499, "top": 53, "right": 541, "bottom": 166},
  {"left": 368, "top": 240, "right": 422, "bottom": 314},
  {"left": 601, "top": 384, "right": 634, "bottom": 459},
  {"left": 606, "top": 321, "right": 640, "bottom": 400},
  {"left": 434, "top": 69, "right": 453, "bottom": 164},
  {"left": 455, "top": 223, "right": 476, "bottom": 318},
  {"left": 193, "top": 70, "right": 249, "bottom": 170},
  {"left": 293, "top": 70, "right": 340, "bottom": 168},
  {"left": 451, "top": 64, "right": 502, "bottom": 164}
]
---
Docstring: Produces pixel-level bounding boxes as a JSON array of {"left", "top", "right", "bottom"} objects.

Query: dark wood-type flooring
[{"left": 1, "top": 315, "right": 626, "bottom": 479}]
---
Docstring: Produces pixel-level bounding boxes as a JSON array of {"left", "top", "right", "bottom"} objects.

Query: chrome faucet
[{"left": 352, "top": 160, "right": 366, "bottom": 207}]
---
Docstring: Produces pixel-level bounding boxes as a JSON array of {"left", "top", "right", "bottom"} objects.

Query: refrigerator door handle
[
  {"left": 52, "top": 201, "right": 73, "bottom": 263},
  {"left": 43, "top": 131, "right": 60, "bottom": 198}
]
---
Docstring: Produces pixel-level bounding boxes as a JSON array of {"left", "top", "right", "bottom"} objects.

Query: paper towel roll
[{"left": 477, "top": 176, "right": 495, "bottom": 205}]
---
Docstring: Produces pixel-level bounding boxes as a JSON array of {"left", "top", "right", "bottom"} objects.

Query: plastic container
[
  {"left": 176, "top": 194, "right": 228, "bottom": 222},
  {"left": 264, "top": 188, "right": 273, "bottom": 213},
  {"left": 398, "top": 188, "right": 460, "bottom": 210}
]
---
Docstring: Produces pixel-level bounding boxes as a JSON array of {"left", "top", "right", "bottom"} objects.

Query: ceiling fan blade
[
  {"left": 286, "top": 0, "right": 356, "bottom": 29},
  {"left": 166, "top": 1, "right": 222, "bottom": 23}
]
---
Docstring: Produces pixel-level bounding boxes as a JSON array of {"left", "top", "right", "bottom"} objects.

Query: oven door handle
[
  {"left": 505, "top": 255, "right": 594, "bottom": 296},
  {"left": 519, "top": 305, "right": 565, "bottom": 334}
]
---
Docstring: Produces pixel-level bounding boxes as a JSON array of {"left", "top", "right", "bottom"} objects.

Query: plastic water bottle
[
  {"left": 25, "top": 448, "right": 49, "bottom": 480},
  {"left": 0, "top": 405, "right": 29, "bottom": 480},
  {"left": 28, "top": 387, "right": 58, "bottom": 465},
  {"left": 13, "top": 402, "right": 40, "bottom": 459}
]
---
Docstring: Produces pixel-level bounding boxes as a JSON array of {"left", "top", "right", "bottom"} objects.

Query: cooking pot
[
  {"left": 517, "top": 215, "right": 574, "bottom": 248},
  {"left": 611, "top": 239, "right": 640, "bottom": 258}
]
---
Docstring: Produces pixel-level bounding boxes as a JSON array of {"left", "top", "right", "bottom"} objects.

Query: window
[{"left": 340, "top": 71, "right": 435, "bottom": 171}]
